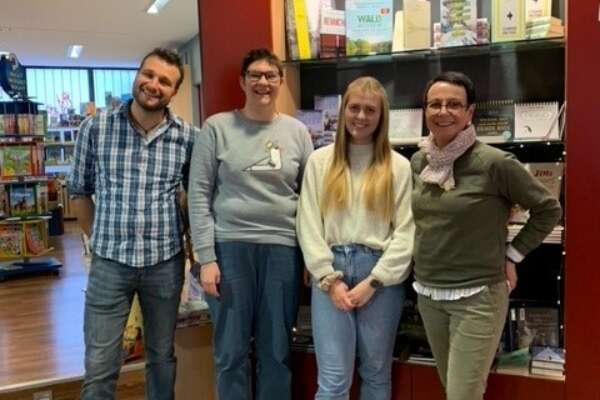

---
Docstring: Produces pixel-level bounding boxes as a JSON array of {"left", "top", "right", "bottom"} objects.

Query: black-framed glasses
[
  {"left": 425, "top": 100, "right": 468, "bottom": 113},
  {"left": 245, "top": 70, "right": 281, "bottom": 83}
]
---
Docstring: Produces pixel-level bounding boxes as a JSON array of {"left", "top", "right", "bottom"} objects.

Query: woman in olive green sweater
[{"left": 411, "top": 71, "right": 561, "bottom": 400}]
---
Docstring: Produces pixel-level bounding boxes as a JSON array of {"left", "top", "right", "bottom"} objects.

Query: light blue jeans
[
  {"left": 312, "top": 244, "right": 405, "bottom": 400},
  {"left": 206, "top": 241, "right": 303, "bottom": 400},
  {"left": 81, "top": 252, "right": 185, "bottom": 400}
]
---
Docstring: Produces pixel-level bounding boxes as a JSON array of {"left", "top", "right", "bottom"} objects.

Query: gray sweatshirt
[{"left": 188, "top": 110, "right": 313, "bottom": 264}]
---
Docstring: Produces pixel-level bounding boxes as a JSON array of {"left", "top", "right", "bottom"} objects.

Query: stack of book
[
  {"left": 526, "top": 16, "right": 564, "bottom": 39},
  {"left": 530, "top": 346, "right": 565, "bottom": 377}
]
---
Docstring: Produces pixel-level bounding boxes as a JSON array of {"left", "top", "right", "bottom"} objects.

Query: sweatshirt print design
[{"left": 244, "top": 140, "right": 282, "bottom": 171}]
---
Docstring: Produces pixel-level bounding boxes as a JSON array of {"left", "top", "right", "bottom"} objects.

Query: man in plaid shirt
[{"left": 68, "top": 48, "right": 197, "bottom": 400}]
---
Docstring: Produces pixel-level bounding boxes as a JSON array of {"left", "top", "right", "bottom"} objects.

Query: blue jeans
[
  {"left": 206, "top": 241, "right": 303, "bottom": 400},
  {"left": 312, "top": 245, "right": 405, "bottom": 400},
  {"left": 81, "top": 252, "right": 185, "bottom": 400}
]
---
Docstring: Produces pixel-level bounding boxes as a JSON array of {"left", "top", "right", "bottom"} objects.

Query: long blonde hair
[{"left": 320, "top": 77, "right": 394, "bottom": 222}]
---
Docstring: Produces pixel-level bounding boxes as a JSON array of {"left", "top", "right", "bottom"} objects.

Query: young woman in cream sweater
[{"left": 297, "top": 76, "right": 414, "bottom": 399}]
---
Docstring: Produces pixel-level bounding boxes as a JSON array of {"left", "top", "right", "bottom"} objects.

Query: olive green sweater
[{"left": 411, "top": 141, "right": 562, "bottom": 289}]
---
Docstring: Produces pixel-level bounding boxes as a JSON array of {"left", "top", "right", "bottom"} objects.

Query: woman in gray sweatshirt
[{"left": 187, "top": 48, "right": 313, "bottom": 400}]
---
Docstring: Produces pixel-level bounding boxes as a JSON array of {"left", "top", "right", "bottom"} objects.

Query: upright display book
[
  {"left": 392, "top": 11, "right": 405, "bottom": 51},
  {"left": 345, "top": 0, "right": 393, "bottom": 56},
  {"left": 440, "top": 0, "right": 477, "bottom": 47},
  {"left": 404, "top": 0, "right": 431, "bottom": 50},
  {"left": 526, "top": 162, "right": 563, "bottom": 199},
  {"left": 526, "top": 0, "right": 552, "bottom": 20},
  {"left": 0, "top": 224, "right": 23, "bottom": 257},
  {"left": 24, "top": 221, "right": 47, "bottom": 255},
  {"left": 314, "top": 94, "right": 341, "bottom": 137},
  {"left": 473, "top": 100, "right": 514, "bottom": 143},
  {"left": 9, "top": 183, "right": 37, "bottom": 217},
  {"left": 514, "top": 101, "right": 560, "bottom": 140},
  {"left": 320, "top": 8, "right": 346, "bottom": 58},
  {"left": 296, "top": 109, "right": 332, "bottom": 148},
  {"left": 492, "top": 0, "right": 526, "bottom": 42},
  {"left": 389, "top": 108, "right": 423, "bottom": 144},
  {"left": 514, "top": 306, "right": 560, "bottom": 350},
  {"left": 1, "top": 145, "right": 33, "bottom": 177},
  {"left": 285, "top": 0, "right": 312, "bottom": 59}
]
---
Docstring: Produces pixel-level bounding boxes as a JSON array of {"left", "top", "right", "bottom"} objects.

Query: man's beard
[{"left": 134, "top": 85, "right": 168, "bottom": 112}]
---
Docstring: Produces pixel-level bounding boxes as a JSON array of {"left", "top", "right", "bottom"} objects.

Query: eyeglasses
[
  {"left": 245, "top": 70, "right": 281, "bottom": 83},
  {"left": 426, "top": 100, "right": 468, "bottom": 113}
]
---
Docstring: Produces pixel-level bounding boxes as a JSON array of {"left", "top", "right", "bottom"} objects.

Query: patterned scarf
[{"left": 419, "top": 125, "right": 477, "bottom": 191}]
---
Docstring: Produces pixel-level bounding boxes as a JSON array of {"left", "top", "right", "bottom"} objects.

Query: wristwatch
[{"left": 369, "top": 276, "right": 383, "bottom": 289}]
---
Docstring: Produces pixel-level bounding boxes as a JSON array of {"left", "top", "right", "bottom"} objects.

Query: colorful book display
[
  {"left": 345, "top": 0, "right": 394, "bottom": 56},
  {"left": 314, "top": 94, "right": 341, "bottom": 144}
]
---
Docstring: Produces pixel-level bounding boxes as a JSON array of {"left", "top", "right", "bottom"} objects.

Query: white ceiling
[{"left": 0, "top": 0, "right": 199, "bottom": 68}]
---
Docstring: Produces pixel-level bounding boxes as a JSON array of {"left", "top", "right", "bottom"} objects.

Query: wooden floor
[
  {"left": 0, "top": 222, "right": 88, "bottom": 388},
  {"left": 0, "top": 222, "right": 145, "bottom": 398}
]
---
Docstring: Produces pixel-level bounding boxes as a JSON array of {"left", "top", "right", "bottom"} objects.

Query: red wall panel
[
  {"left": 197, "top": 0, "right": 273, "bottom": 120},
  {"left": 565, "top": 1, "right": 600, "bottom": 398}
]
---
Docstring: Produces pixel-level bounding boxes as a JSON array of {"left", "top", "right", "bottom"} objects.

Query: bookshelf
[
  {"left": 197, "top": 0, "right": 600, "bottom": 398},
  {"left": 0, "top": 100, "right": 62, "bottom": 281}
]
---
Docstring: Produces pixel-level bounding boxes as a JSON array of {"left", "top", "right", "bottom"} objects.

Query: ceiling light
[
  {"left": 146, "top": 0, "right": 170, "bottom": 14},
  {"left": 67, "top": 45, "right": 83, "bottom": 59}
]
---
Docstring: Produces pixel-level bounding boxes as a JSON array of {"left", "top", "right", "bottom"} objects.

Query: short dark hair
[
  {"left": 422, "top": 71, "right": 476, "bottom": 106},
  {"left": 139, "top": 48, "right": 185, "bottom": 90},
  {"left": 240, "top": 48, "right": 283, "bottom": 78}
]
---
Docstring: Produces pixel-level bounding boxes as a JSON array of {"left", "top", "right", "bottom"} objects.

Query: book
[
  {"left": 2, "top": 145, "right": 33, "bottom": 177},
  {"left": 0, "top": 224, "right": 23, "bottom": 257},
  {"left": 391, "top": 11, "right": 405, "bottom": 52},
  {"left": 525, "top": 16, "right": 564, "bottom": 39},
  {"left": 403, "top": 0, "right": 431, "bottom": 50},
  {"left": 514, "top": 101, "right": 560, "bottom": 140},
  {"left": 345, "top": 0, "right": 394, "bottom": 56},
  {"left": 297, "top": 109, "right": 333, "bottom": 148},
  {"left": 24, "top": 222, "right": 46, "bottom": 255},
  {"left": 476, "top": 18, "right": 490, "bottom": 44},
  {"left": 529, "top": 366, "right": 564, "bottom": 377},
  {"left": 473, "top": 100, "right": 514, "bottom": 143},
  {"left": 3, "top": 114, "right": 17, "bottom": 134},
  {"left": 36, "top": 183, "right": 49, "bottom": 215},
  {"left": 45, "top": 147, "right": 63, "bottom": 166},
  {"left": 9, "top": 183, "right": 37, "bottom": 217},
  {"left": 0, "top": 184, "right": 6, "bottom": 218},
  {"left": 439, "top": 0, "right": 478, "bottom": 47},
  {"left": 530, "top": 346, "right": 565, "bottom": 370},
  {"left": 0, "top": 113, "right": 4, "bottom": 134},
  {"left": 320, "top": 8, "right": 346, "bottom": 58},
  {"left": 492, "top": 0, "right": 526, "bottom": 43},
  {"left": 389, "top": 108, "right": 423, "bottom": 144},
  {"left": 526, "top": 162, "right": 563, "bottom": 199},
  {"left": 285, "top": 0, "right": 312, "bottom": 60},
  {"left": 515, "top": 306, "right": 560, "bottom": 349},
  {"left": 314, "top": 94, "right": 341, "bottom": 139},
  {"left": 526, "top": 0, "right": 552, "bottom": 20}
]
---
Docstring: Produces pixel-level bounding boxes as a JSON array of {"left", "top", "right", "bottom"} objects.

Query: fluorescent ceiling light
[
  {"left": 67, "top": 45, "right": 83, "bottom": 59},
  {"left": 146, "top": 0, "right": 170, "bottom": 14}
]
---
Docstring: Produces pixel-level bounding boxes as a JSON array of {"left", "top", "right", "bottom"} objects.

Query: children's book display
[{"left": 0, "top": 100, "right": 62, "bottom": 280}]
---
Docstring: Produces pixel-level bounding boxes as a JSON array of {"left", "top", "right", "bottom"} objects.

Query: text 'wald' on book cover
[{"left": 345, "top": 0, "right": 394, "bottom": 56}]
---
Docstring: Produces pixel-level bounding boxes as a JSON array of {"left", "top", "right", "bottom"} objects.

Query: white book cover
[
  {"left": 440, "top": 0, "right": 478, "bottom": 47},
  {"left": 389, "top": 108, "right": 423, "bottom": 144},
  {"left": 514, "top": 101, "right": 560, "bottom": 140},
  {"left": 392, "top": 10, "right": 405, "bottom": 52},
  {"left": 404, "top": 0, "right": 431, "bottom": 50},
  {"left": 526, "top": 0, "right": 552, "bottom": 20}
]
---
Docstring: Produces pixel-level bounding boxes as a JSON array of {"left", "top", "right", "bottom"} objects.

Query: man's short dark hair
[
  {"left": 423, "top": 71, "right": 476, "bottom": 106},
  {"left": 240, "top": 48, "right": 283, "bottom": 78},
  {"left": 139, "top": 48, "right": 185, "bottom": 90}
]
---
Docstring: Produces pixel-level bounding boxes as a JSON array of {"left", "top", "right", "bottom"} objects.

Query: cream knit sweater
[{"left": 296, "top": 143, "right": 414, "bottom": 286}]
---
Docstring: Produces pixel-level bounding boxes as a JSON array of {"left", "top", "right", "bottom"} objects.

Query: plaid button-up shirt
[{"left": 68, "top": 101, "right": 197, "bottom": 267}]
